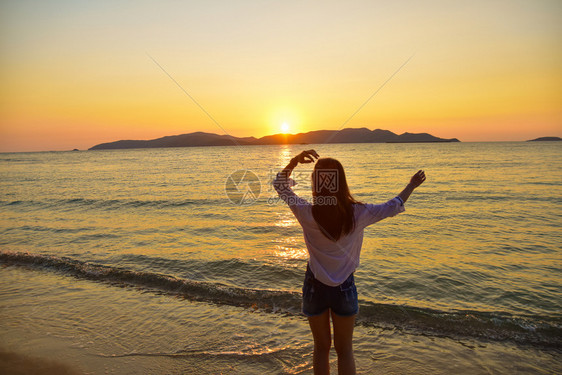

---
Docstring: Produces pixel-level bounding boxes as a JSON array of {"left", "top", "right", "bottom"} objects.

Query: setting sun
[{"left": 281, "top": 122, "right": 290, "bottom": 134}]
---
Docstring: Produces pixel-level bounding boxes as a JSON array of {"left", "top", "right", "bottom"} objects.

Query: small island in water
[
  {"left": 527, "top": 136, "right": 562, "bottom": 142},
  {"left": 89, "top": 128, "right": 460, "bottom": 150}
]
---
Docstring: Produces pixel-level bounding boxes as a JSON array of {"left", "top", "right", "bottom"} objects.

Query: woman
[{"left": 273, "top": 149, "right": 426, "bottom": 374}]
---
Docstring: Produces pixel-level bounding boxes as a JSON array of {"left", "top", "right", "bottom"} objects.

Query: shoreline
[{"left": 1, "top": 264, "right": 560, "bottom": 374}]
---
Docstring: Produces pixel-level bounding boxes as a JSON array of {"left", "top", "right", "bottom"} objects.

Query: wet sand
[{"left": 0, "top": 349, "right": 82, "bottom": 375}]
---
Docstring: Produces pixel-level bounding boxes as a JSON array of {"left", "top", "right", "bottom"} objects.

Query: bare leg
[
  {"left": 331, "top": 310, "right": 356, "bottom": 375},
  {"left": 308, "top": 309, "right": 332, "bottom": 375}
]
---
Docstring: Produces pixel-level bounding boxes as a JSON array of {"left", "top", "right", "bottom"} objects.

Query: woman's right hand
[{"left": 293, "top": 150, "right": 319, "bottom": 164}]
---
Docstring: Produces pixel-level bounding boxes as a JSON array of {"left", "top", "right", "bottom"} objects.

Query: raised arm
[
  {"left": 279, "top": 149, "right": 319, "bottom": 178},
  {"left": 273, "top": 150, "right": 320, "bottom": 206},
  {"left": 397, "top": 170, "right": 426, "bottom": 204},
  {"left": 274, "top": 149, "right": 319, "bottom": 195}
]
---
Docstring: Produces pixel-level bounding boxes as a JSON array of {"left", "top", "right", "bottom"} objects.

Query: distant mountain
[
  {"left": 527, "top": 136, "right": 561, "bottom": 142},
  {"left": 89, "top": 132, "right": 257, "bottom": 150},
  {"left": 89, "top": 128, "right": 460, "bottom": 150}
]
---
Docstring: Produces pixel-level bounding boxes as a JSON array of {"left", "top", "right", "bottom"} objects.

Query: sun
[{"left": 281, "top": 122, "right": 290, "bottom": 134}]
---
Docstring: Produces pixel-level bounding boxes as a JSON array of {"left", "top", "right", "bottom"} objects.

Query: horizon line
[{"left": 4, "top": 139, "right": 562, "bottom": 154}]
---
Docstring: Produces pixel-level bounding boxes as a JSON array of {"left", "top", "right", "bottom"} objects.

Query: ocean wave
[
  {"left": 0, "top": 251, "right": 560, "bottom": 348},
  {"left": 97, "top": 344, "right": 298, "bottom": 359},
  {"left": 0, "top": 251, "right": 300, "bottom": 313}
]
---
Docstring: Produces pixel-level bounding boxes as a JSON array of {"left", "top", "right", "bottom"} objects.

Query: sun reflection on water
[
  {"left": 273, "top": 147, "right": 308, "bottom": 263},
  {"left": 274, "top": 246, "right": 308, "bottom": 262},
  {"left": 278, "top": 145, "right": 294, "bottom": 167},
  {"left": 273, "top": 236, "right": 308, "bottom": 262},
  {"left": 275, "top": 217, "right": 295, "bottom": 228}
]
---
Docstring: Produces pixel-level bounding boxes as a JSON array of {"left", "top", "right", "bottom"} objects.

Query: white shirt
[{"left": 273, "top": 172, "right": 405, "bottom": 286}]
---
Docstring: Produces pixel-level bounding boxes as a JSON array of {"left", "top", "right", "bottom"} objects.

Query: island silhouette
[
  {"left": 89, "top": 128, "right": 460, "bottom": 150},
  {"left": 527, "top": 136, "right": 562, "bottom": 142}
]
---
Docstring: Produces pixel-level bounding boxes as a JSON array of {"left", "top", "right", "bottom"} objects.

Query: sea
[{"left": 0, "top": 142, "right": 560, "bottom": 374}]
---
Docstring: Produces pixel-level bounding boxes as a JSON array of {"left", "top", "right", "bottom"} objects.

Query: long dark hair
[{"left": 311, "top": 158, "right": 361, "bottom": 241}]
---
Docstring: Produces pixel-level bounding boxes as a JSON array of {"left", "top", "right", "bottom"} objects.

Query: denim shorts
[{"left": 302, "top": 264, "right": 359, "bottom": 317}]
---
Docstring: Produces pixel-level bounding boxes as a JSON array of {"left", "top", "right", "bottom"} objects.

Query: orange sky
[{"left": 1, "top": 0, "right": 561, "bottom": 152}]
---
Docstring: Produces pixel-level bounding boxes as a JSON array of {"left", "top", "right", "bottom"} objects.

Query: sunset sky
[{"left": 1, "top": 0, "right": 561, "bottom": 152}]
